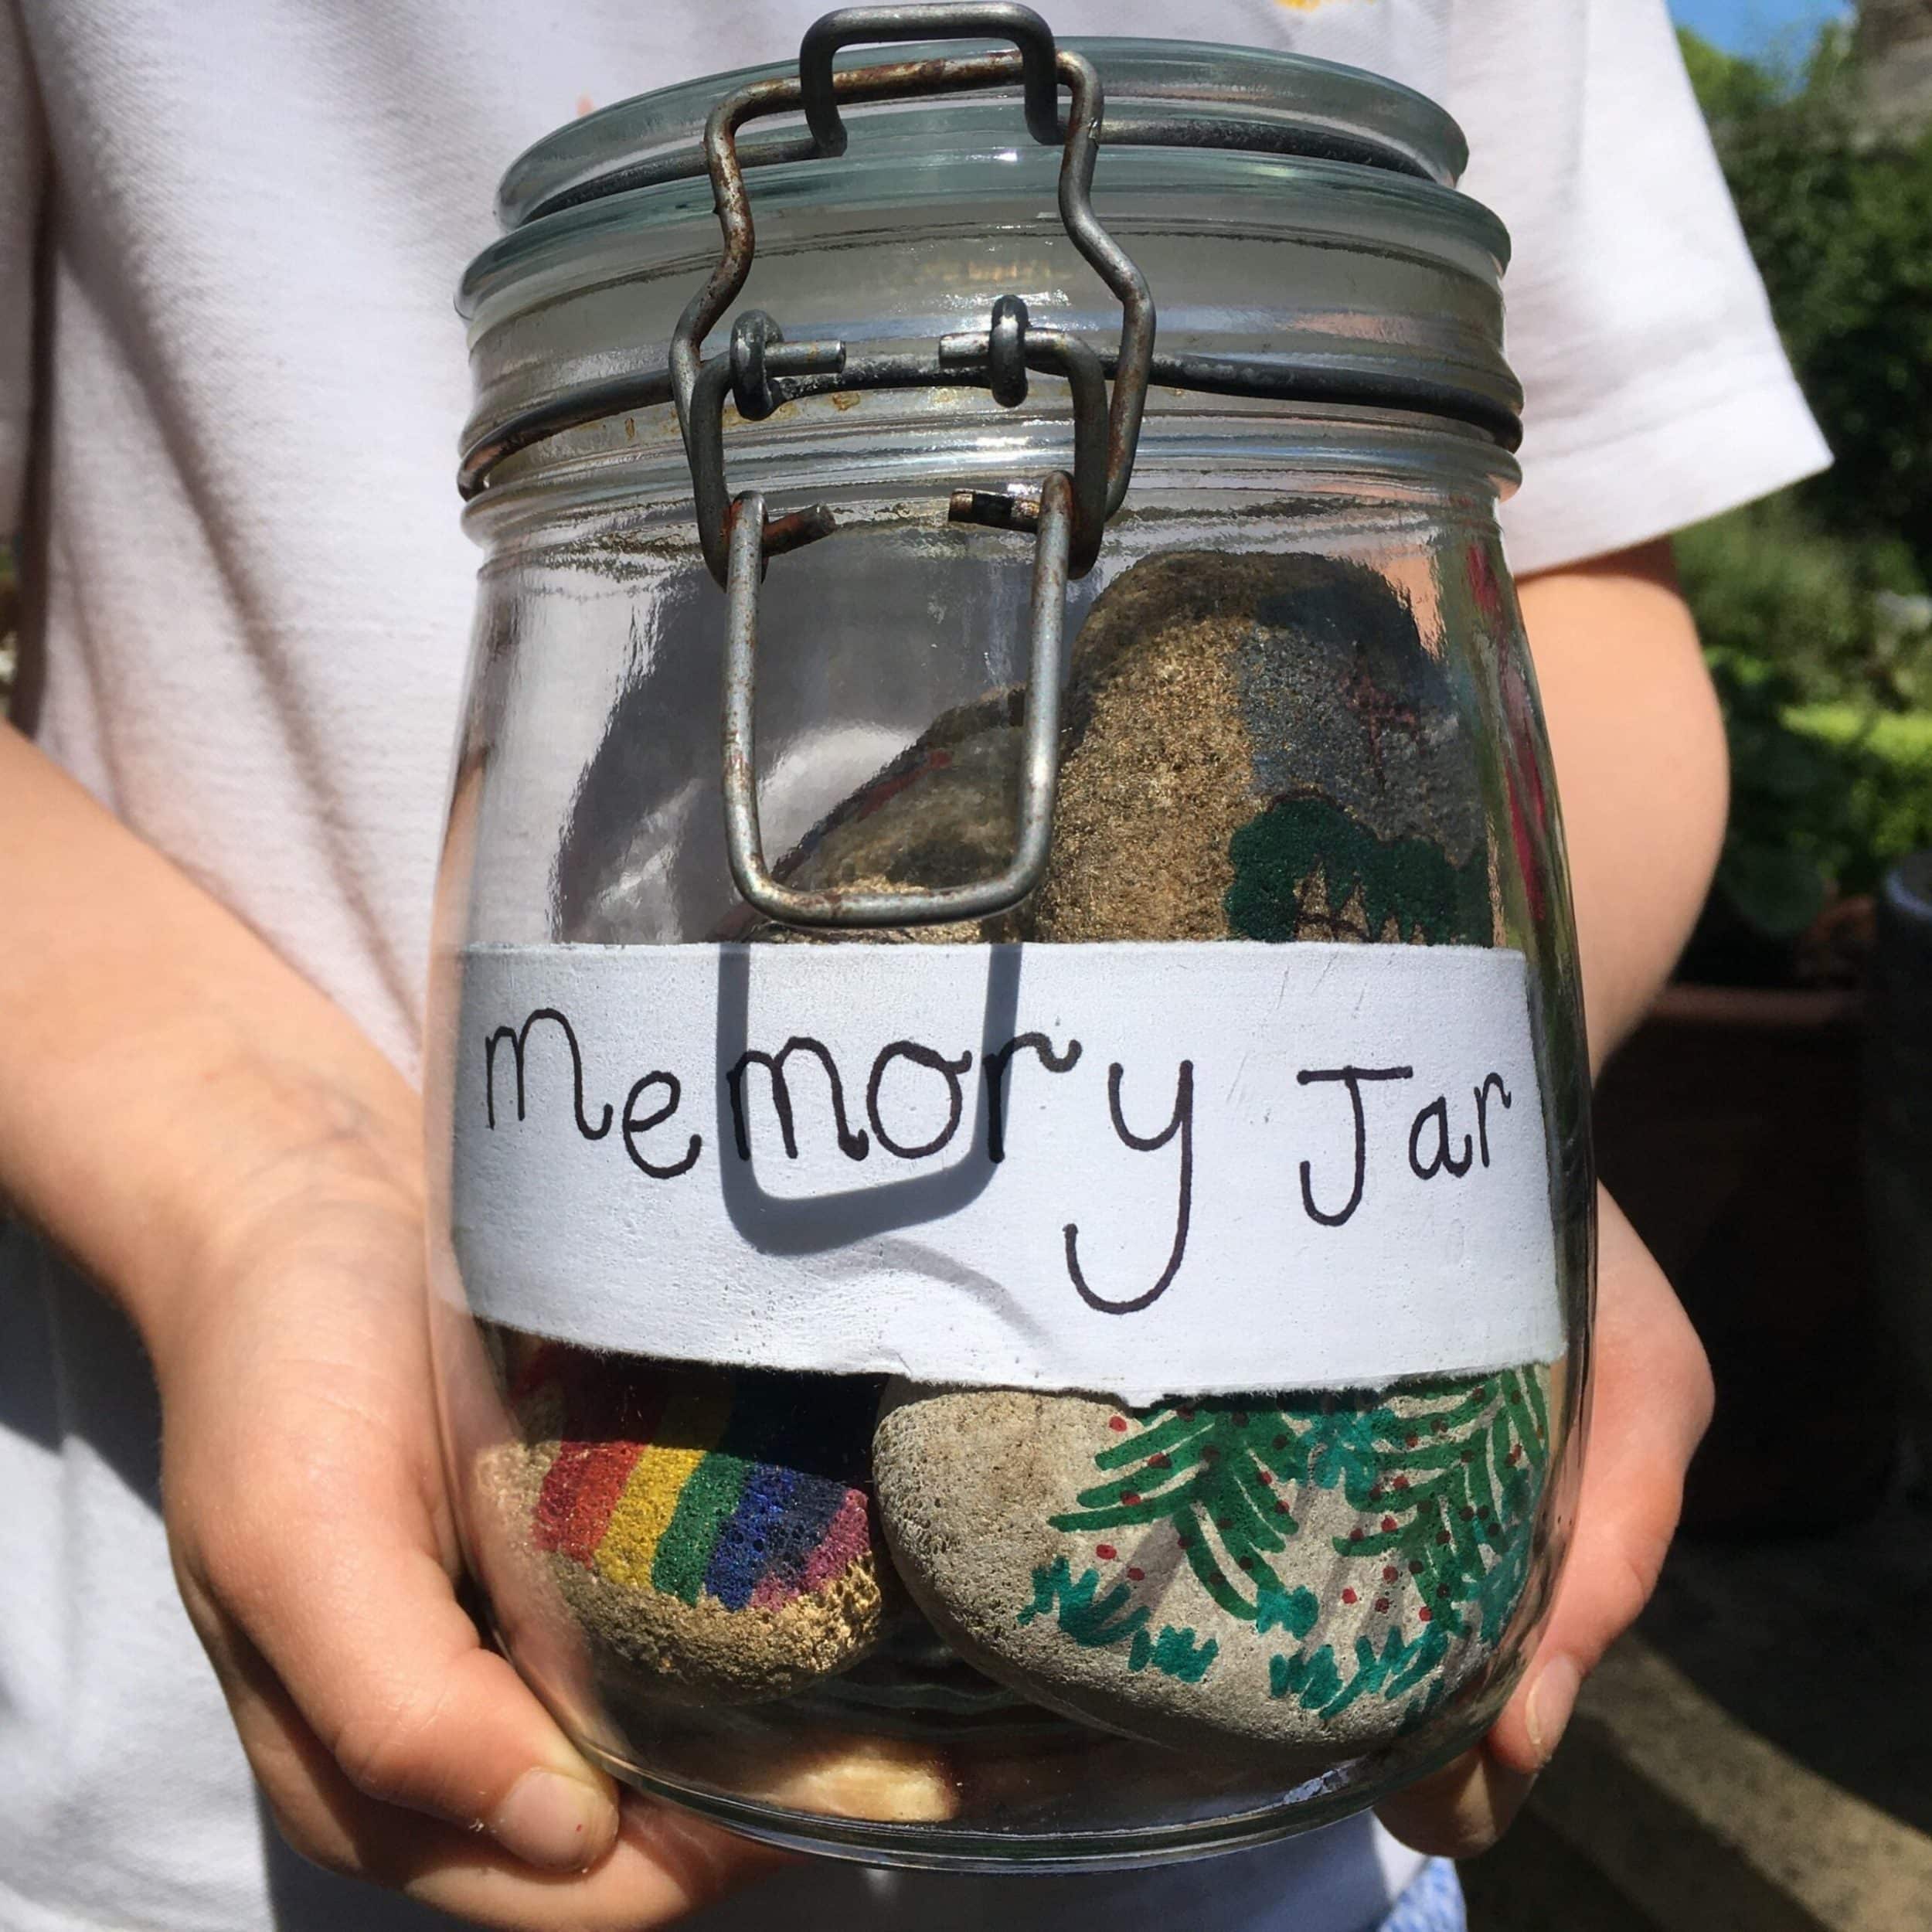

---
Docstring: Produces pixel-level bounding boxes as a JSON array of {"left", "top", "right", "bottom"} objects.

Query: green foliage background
[{"left": 1672, "top": 26, "right": 1932, "bottom": 964}]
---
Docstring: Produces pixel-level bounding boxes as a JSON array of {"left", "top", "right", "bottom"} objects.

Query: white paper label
[{"left": 447, "top": 941, "right": 1559, "bottom": 1402}]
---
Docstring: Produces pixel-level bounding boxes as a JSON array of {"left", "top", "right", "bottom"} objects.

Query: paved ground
[
  {"left": 1639, "top": 1488, "right": 1930, "bottom": 1838},
  {"left": 1462, "top": 1810, "right": 1659, "bottom": 1930},
  {"left": 1461, "top": 1483, "right": 1932, "bottom": 1930}
]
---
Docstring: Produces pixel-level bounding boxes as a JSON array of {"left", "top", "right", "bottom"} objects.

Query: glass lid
[{"left": 495, "top": 36, "right": 1469, "bottom": 234}]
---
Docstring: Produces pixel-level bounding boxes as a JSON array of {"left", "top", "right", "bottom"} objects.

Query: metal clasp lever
[
  {"left": 677, "top": 4, "right": 1155, "bottom": 928},
  {"left": 723, "top": 471, "right": 1075, "bottom": 927}
]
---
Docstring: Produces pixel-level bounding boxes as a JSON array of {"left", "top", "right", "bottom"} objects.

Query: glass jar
[{"left": 427, "top": 8, "right": 1593, "bottom": 1870}]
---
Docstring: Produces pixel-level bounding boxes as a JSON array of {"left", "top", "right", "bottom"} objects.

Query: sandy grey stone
[
  {"left": 873, "top": 1372, "right": 1558, "bottom": 1765},
  {"left": 719, "top": 547, "right": 1561, "bottom": 1761}
]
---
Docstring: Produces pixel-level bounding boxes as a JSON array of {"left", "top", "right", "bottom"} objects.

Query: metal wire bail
[
  {"left": 673, "top": 3, "right": 1157, "bottom": 927},
  {"left": 797, "top": 2, "right": 1066, "bottom": 153},
  {"left": 723, "top": 472, "right": 1077, "bottom": 928}
]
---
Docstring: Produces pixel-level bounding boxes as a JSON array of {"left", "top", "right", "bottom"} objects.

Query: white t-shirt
[{"left": 0, "top": 3, "right": 1824, "bottom": 1929}]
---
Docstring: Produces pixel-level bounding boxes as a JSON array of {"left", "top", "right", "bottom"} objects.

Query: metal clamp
[
  {"left": 723, "top": 471, "right": 1075, "bottom": 927},
  {"left": 670, "top": 4, "right": 1153, "bottom": 583},
  {"left": 670, "top": 4, "right": 1156, "bottom": 927},
  {"left": 798, "top": 2, "right": 1065, "bottom": 152},
  {"left": 940, "top": 298, "right": 1110, "bottom": 573},
  {"left": 684, "top": 321, "right": 845, "bottom": 586}
]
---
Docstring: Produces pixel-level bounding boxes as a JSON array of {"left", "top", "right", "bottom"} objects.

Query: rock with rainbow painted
[{"left": 508, "top": 1345, "right": 891, "bottom": 1702}]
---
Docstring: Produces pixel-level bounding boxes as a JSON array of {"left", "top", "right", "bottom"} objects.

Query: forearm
[
  {"left": 0, "top": 721, "right": 418, "bottom": 1360},
  {"left": 1516, "top": 540, "right": 1726, "bottom": 1068}
]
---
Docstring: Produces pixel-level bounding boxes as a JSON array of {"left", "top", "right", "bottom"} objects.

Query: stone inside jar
[{"left": 490, "top": 547, "right": 1556, "bottom": 1774}]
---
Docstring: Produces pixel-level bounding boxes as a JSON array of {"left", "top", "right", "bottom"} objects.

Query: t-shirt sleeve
[
  {"left": 1447, "top": 0, "right": 1831, "bottom": 576},
  {"left": 0, "top": 0, "right": 46, "bottom": 536}
]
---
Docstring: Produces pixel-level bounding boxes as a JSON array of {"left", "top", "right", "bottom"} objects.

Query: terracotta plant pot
[{"left": 1593, "top": 982, "right": 1898, "bottom": 1534}]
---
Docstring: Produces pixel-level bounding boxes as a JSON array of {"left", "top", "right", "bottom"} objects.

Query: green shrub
[
  {"left": 1680, "top": 28, "right": 1932, "bottom": 576},
  {"left": 1664, "top": 29, "right": 1932, "bottom": 982},
  {"left": 1675, "top": 495, "right": 1931, "bottom": 710},
  {"left": 1682, "top": 650, "right": 1932, "bottom": 981},
  {"left": 1784, "top": 702, "right": 1932, "bottom": 889}
]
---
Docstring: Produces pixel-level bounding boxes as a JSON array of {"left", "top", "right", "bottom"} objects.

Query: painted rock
[
  {"left": 872, "top": 1370, "right": 1555, "bottom": 1762},
  {"left": 1024, "top": 547, "right": 1490, "bottom": 945},
  {"left": 866, "top": 549, "right": 1560, "bottom": 1756},
  {"left": 509, "top": 1345, "right": 891, "bottom": 1702},
  {"left": 729, "top": 545, "right": 1490, "bottom": 949}
]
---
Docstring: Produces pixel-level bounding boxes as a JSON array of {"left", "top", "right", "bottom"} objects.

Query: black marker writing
[
  {"left": 984, "top": 1032, "right": 1083, "bottom": 1162},
  {"left": 867, "top": 1040, "right": 974, "bottom": 1160},
  {"left": 726, "top": 1037, "right": 869, "bottom": 1162},
  {"left": 484, "top": 1008, "right": 613, "bottom": 1141},
  {"left": 1297, "top": 1064, "right": 1414, "bottom": 1227},
  {"left": 621, "top": 1072, "right": 701, "bottom": 1179},
  {"left": 1065, "top": 1060, "right": 1194, "bottom": 1315},
  {"left": 1474, "top": 1072, "right": 1512, "bottom": 1167},
  {"left": 477, "top": 992, "right": 1526, "bottom": 1315},
  {"left": 1408, "top": 1095, "right": 1475, "bottom": 1180}
]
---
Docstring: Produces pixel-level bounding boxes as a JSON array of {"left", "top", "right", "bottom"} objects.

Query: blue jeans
[{"left": 1375, "top": 1859, "right": 1466, "bottom": 1932}]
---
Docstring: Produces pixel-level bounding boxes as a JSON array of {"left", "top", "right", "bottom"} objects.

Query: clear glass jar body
[{"left": 428, "top": 44, "right": 1592, "bottom": 1869}]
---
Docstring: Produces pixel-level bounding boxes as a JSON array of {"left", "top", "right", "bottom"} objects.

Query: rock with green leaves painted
[
  {"left": 872, "top": 1369, "right": 1556, "bottom": 1763},
  {"left": 854, "top": 546, "right": 1560, "bottom": 1759}
]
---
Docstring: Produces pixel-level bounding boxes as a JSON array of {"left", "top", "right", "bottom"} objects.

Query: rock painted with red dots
[
  {"left": 872, "top": 1368, "right": 1558, "bottom": 1760},
  {"left": 506, "top": 1345, "right": 892, "bottom": 1702},
  {"left": 856, "top": 554, "right": 1560, "bottom": 1757}
]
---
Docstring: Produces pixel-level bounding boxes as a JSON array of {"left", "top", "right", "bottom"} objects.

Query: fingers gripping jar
[{"left": 427, "top": 5, "right": 1594, "bottom": 1869}]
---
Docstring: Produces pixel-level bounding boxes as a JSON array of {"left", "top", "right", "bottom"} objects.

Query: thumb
[
  {"left": 1377, "top": 1189, "right": 1712, "bottom": 1855},
  {"left": 179, "top": 1437, "right": 617, "bottom": 1873},
  {"left": 1485, "top": 1191, "right": 1713, "bottom": 1779}
]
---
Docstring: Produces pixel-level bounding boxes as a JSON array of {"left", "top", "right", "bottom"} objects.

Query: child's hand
[
  {"left": 1373, "top": 1187, "right": 1714, "bottom": 1857},
  {"left": 0, "top": 730, "right": 769, "bottom": 1921},
  {"left": 152, "top": 1118, "right": 778, "bottom": 1928}
]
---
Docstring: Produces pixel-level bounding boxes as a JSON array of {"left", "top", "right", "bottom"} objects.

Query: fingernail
[
  {"left": 1525, "top": 1656, "right": 1581, "bottom": 1767},
  {"left": 489, "top": 1767, "right": 614, "bottom": 1872}
]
